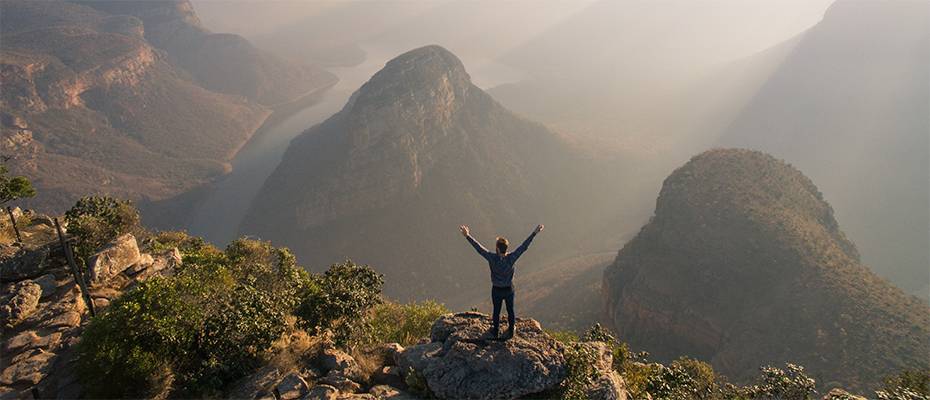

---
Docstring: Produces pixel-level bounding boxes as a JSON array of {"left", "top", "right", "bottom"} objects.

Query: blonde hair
[{"left": 496, "top": 237, "right": 509, "bottom": 254}]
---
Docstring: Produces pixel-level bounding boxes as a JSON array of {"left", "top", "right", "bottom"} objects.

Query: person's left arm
[{"left": 510, "top": 224, "right": 544, "bottom": 261}]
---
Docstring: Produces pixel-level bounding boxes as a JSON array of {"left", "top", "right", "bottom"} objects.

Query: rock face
[
  {"left": 602, "top": 149, "right": 930, "bottom": 390},
  {"left": 397, "top": 312, "right": 567, "bottom": 399},
  {"left": 242, "top": 45, "right": 611, "bottom": 304},
  {"left": 76, "top": 0, "right": 337, "bottom": 105},
  {"left": 0, "top": 0, "right": 334, "bottom": 213}
]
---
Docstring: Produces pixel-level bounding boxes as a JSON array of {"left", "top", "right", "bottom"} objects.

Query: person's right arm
[{"left": 461, "top": 225, "right": 492, "bottom": 259}]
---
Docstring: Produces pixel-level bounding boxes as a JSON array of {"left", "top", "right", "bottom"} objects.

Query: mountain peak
[
  {"left": 350, "top": 45, "right": 471, "bottom": 113},
  {"left": 603, "top": 148, "right": 929, "bottom": 389}
]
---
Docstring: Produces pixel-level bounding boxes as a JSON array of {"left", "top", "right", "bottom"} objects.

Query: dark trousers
[{"left": 491, "top": 286, "right": 515, "bottom": 333}]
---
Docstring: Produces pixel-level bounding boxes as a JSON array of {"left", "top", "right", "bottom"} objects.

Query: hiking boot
[
  {"left": 502, "top": 326, "right": 516, "bottom": 340},
  {"left": 483, "top": 328, "right": 500, "bottom": 340}
]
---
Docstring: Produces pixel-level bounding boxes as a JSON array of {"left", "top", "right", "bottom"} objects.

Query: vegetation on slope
[
  {"left": 5, "top": 167, "right": 919, "bottom": 399},
  {"left": 603, "top": 148, "right": 930, "bottom": 390}
]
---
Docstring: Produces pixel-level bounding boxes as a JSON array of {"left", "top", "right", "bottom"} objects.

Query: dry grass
[
  {"left": 265, "top": 316, "right": 321, "bottom": 372},
  {"left": 350, "top": 347, "right": 386, "bottom": 381}
]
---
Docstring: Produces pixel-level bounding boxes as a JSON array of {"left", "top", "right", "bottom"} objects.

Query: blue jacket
[{"left": 466, "top": 230, "right": 538, "bottom": 287}]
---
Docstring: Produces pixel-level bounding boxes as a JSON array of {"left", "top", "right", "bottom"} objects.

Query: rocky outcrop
[
  {"left": 228, "top": 312, "right": 625, "bottom": 400},
  {"left": 0, "top": 245, "right": 49, "bottom": 282},
  {"left": 87, "top": 233, "right": 141, "bottom": 283},
  {"left": 602, "top": 149, "right": 930, "bottom": 390},
  {"left": 0, "top": 281, "right": 42, "bottom": 328},
  {"left": 395, "top": 312, "right": 564, "bottom": 399},
  {"left": 0, "top": 217, "right": 180, "bottom": 398}
]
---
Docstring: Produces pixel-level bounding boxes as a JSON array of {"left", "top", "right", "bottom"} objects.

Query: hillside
[
  {"left": 0, "top": 0, "right": 335, "bottom": 213},
  {"left": 602, "top": 149, "right": 930, "bottom": 390},
  {"left": 241, "top": 45, "right": 617, "bottom": 304},
  {"left": 0, "top": 0, "right": 270, "bottom": 212},
  {"left": 719, "top": 0, "right": 930, "bottom": 296},
  {"left": 73, "top": 0, "right": 337, "bottom": 106}
]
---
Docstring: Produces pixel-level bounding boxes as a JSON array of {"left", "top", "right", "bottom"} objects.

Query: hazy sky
[{"left": 192, "top": 0, "right": 835, "bottom": 70}]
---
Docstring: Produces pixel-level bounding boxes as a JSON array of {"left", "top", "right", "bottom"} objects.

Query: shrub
[
  {"left": 639, "top": 357, "right": 733, "bottom": 400},
  {"left": 144, "top": 230, "right": 211, "bottom": 255},
  {"left": 745, "top": 363, "right": 817, "bottom": 400},
  {"left": 76, "top": 238, "right": 313, "bottom": 397},
  {"left": 560, "top": 342, "right": 600, "bottom": 400},
  {"left": 296, "top": 260, "right": 383, "bottom": 347},
  {"left": 65, "top": 196, "right": 142, "bottom": 262},
  {"left": 76, "top": 273, "right": 208, "bottom": 398},
  {"left": 365, "top": 300, "right": 449, "bottom": 346}
]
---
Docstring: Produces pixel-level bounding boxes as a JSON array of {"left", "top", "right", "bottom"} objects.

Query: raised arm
[
  {"left": 510, "top": 224, "right": 544, "bottom": 261},
  {"left": 461, "top": 225, "right": 492, "bottom": 259}
]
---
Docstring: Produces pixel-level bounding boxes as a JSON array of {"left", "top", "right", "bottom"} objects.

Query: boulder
[
  {"left": 87, "top": 234, "right": 141, "bottom": 283},
  {"left": 275, "top": 372, "right": 309, "bottom": 400},
  {"left": 372, "top": 366, "right": 405, "bottom": 389},
  {"left": 29, "top": 216, "right": 55, "bottom": 228},
  {"left": 378, "top": 343, "right": 404, "bottom": 366},
  {"left": 125, "top": 253, "right": 154, "bottom": 275},
  {"left": 1, "top": 281, "right": 41, "bottom": 327},
  {"left": 319, "top": 347, "right": 359, "bottom": 374},
  {"left": 0, "top": 245, "right": 49, "bottom": 281},
  {"left": 397, "top": 312, "right": 567, "bottom": 399},
  {"left": 369, "top": 385, "right": 418, "bottom": 399},
  {"left": 338, "top": 394, "right": 375, "bottom": 399},
  {"left": 32, "top": 274, "right": 59, "bottom": 298},
  {"left": 320, "top": 370, "right": 362, "bottom": 393},
  {"left": 0, "top": 351, "right": 55, "bottom": 386},
  {"left": 317, "top": 347, "right": 366, "bottom": 382},
  {"left": 577, "top": 342, "right": 628, "bottom": 400},
  {"left": 306, "top": 384, "right": 339, "bottom": 400},
  {"left": 3, "top": 331, "right": 62, "bottom": 354},
  {"left": 227, "top": 365, "right": 282, "bottom": 400}
]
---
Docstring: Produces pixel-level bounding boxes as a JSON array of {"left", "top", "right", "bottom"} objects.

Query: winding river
[{"left": 182, "top": 46, "right": 526, "bottom": 245}]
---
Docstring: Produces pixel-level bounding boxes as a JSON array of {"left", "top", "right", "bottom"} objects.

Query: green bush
[
  {"left": 65, "top": 196, "right": 142, "bottom": 262},
  {"left": 296, "top": 260, "right": 384, "bottom": 347},
  {"left": 76, "top": 273, "right": 209, "bottom": 398},
  {"left": 640, "top": 357, "right": 733, "bottom": 400},
  {"left": 560, "top": 342, "right": 600, "bottom": 400},
  {"left": 76, "top": 238, "right": 313, "bottom": 397},
  {"left": 744, "top": 363, "right": 817, "bottom": 400},
  {"left": 365, "top": 300, "right": 449, "bottom": 346}
]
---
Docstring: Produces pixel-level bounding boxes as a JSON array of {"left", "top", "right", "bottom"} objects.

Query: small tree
[
  {"left": 0, "top": 163, "right": 36, "bottom": 243},
  {"left": 0, "top": 163, "right": 36, "bottom": 205}
]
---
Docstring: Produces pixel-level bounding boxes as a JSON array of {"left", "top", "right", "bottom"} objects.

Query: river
[{"left": 182, "top": 45, "right": 526, "bottom": 245}]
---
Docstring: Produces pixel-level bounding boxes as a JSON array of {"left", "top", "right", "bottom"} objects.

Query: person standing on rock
[{"left": 460, "top": 224, "right": 544, "bottom": 339}]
